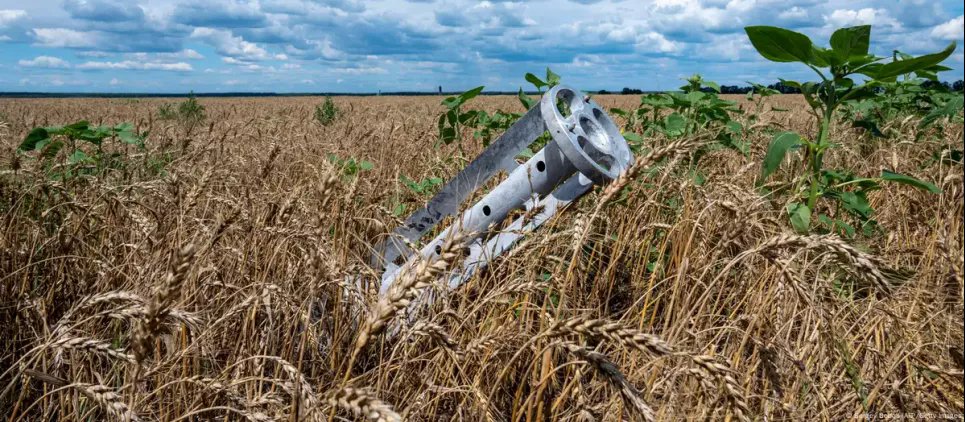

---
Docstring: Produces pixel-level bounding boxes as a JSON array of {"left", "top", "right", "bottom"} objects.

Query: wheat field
[{"left": 0, "top": 94, "right": 962, "bottom": 421}]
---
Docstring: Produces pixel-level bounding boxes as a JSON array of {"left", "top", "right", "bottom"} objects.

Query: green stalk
[{"left": 807, "top": 108, "right": 832, "bottom": 210}]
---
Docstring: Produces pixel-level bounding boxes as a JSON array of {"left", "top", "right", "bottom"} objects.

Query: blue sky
[{"left": 1, "top": 0, "right": 963, "bottom": 93}]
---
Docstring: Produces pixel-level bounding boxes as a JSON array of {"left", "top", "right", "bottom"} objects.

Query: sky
[{"left": 0, "top": 0, "right": 963, "bottom": 93}]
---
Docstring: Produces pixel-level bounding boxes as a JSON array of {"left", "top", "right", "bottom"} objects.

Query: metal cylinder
[{"left": 377, "top": 84, "right": 633, "bottom": 294}]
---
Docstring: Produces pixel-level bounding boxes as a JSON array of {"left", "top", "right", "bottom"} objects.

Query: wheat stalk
[
  {"left": 133, "top": 243, "right": 197, "bottom": 365},
  {"left": 751, "top": 233, "right": 907, "bottom": 294},
  {"left": 345, "top": 230, "right": 467, "bottom": 380},
  {"left": 546, "top": 316, "right": 750, "bottom": 421},
  {"left": 70, "top": 383, "right": 141, "bottom": 422},
  {"left": 50, "top": 336, "right": 135, "bottom": 363},
  {"left": 556, "top": 341, "right": 655, "bottom": 422},
  {"left": 547, "top": 316, "right": 674, "bottom": 356},
  {"left": 328, "top": 387, "right": 401, "bottom": 422}
]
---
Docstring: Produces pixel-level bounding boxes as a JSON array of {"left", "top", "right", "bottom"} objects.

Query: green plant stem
[{"left": 807, "top": 110, "right": 832, "bottom": 210}]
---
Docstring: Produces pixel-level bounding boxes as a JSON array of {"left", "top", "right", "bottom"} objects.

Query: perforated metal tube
[{"left": 377, "top": 85, "right": 633, "bottom": 294}]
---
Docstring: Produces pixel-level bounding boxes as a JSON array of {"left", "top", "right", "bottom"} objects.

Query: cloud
[
  {"left": 435, "top": 11, "right": 468, "bottom": 27},
  {"left": 30, "top": 27, "right": 183, "bottom": 52},
  {"left": 77, "top": 60, "right": 193, "bottom": 71},
  {"left": 63, "top": 0, "right": 144, "bottom": 22},
  {"left": 172, "top": 0, "right": 268, "bottom": 28},
  {"left": 634, "top": 31, "right": 682, "bottom": 54},
  {"left": 2, "top": 0, "right": 963, "bottom": 92},
  {"left": 32, "top": 28, "right": 100, "bottom": 48},
  {"left": 0, "top": 9, "right": 27, "bottom": 25},
  {"left": 892, "top": 0, "right": 946, "bottom": 29},
  {"left": 777, "top": 6, "right": 809, "bottom": 24},
  {"left": 18, "top": 55, "right": 71, "bottom": 68},
  {"left": 332, "top": 66, "right": 388, "bottom": 75},
  {"left": 191, "top": 27, "right": 270, "bottom": 60},
  {"left": 261, "top": 0, "right": 363, "bottom": 16},
  {"left": 931, "top": 16, "right": 964, "bottom": 41},
  {"left": 126, "top": 49, "right": 205, "bottom": 61},
  {"left": 824, "top": 9, "right": 902, "bottom": 32},
  {"left": 284, "top": 38, "right": 345, "bottom": 60},
  {"left": 300, "top": 14, "right": 441, "bottom": 56}
]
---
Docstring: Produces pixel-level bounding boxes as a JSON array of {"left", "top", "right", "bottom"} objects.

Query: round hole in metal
[
  {"left": 482, "top": 205, "right": 491, "bottom": 216},
  {"left": 555, "top": 89, "right": 574, "bottom": 118},
  {"left": 579, "top": 116, "right": 610, "bottom": 155},
  {"left": 536, "top": 161, "right": 546, "bottom": 172}
]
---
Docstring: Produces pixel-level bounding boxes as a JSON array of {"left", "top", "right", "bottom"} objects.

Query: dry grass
[{"left": 0, "top": 94, "right": 962, "bottom": 421}]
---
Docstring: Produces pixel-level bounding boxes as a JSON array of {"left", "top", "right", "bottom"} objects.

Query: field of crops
[{"left": 0, "top": 83, "right": 962, "bottom": 421}]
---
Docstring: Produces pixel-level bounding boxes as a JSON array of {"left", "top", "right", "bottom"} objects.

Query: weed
[
  {"left": 612, "top": 74, "right": 745, "bottom": 154},
  {"left": 158, "top": 92, "right": 206, "bottom": 123},
  {"left": 17, "top": 120, "right": 147, "bottom": 181},
  {"left": 314, "top": 96, "right": 339, "bottom": 126},
  {"left": 747, "top": 24, "right": 954, "bottom": 234}
]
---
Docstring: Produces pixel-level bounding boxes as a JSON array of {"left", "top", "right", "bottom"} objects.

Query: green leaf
[
  {"left": 839, "top": 191, "right": 873, "bottom": 218},
  {"left": 358, "top": 160, "right": 374, "bottom": 171},
  {"left": 873, "top": 43, "right": 956, "bottom": 80},
  {"left": 441, "top": 96, "right": 460, "bottom": 109},
  {"left": 622, "top": 132, "right": 643, "bottom": 143},
  {"left": 39, "top": 139, "right": 65, "bottom": 159},
  {"left": 830, "top": 25, "right": 871, "bottom": 61},
  {"left": 662, "top": 113, "right": 686, "bottom": 137},
  {"left": 458, "top": 86, "right": 485, "bottom": 103},
  {"left": 545, "top": 67, "right": 560, "bottom": 87},
  {"left": 919, "top": 95, "right": 963, "bottom": 128},
  {"left": 64, "top": 120, "right": 90, "bottom": 132},
  {"left": 744, "top": 26, "right": 816, "bottom": 64},
  {"left": 810, "top": 46, "right": 836, "bottom": 67},
  {"left": 517, "top": 147, "right": 535, "bottom": 160},
  {"left": 787, "top": 202, "right": 811, "bottom": 234},
  {"left": 835, "top": 219, "right": 856, "bottom": 238},
  {"left": 20, "top": 127, "right": 52, "bottom": 151},
  {"left": 880, "top": 170, "right": 940, "bottom": 193},
  {"left": 401, "top": 175, "right": 419, "bottom": 192},
  {"left": 779, "top": 79, "right": 802, "bottom": 89},
  {"left": 525, "top": 73, "right": 546, "bottom": 90},
  {"left": 759, "top": 131, "right": 801, "bottom": 182},
  {"left": 440, "top": 127, "right": 456, "bottom": 144},
  {"left": 67, "top": 150, "right": 90, "bottom": 165},
  {"left": 517, "top": 87, "right": 536, "bottom": 110},
  {"left": 854, "top": 63, "right": 884, "bottom": 79},
  {"left": 392, "top": 202, "right": 407, "bottom": 217},
  {"left": 117, "top": 129, "right": 146, "bottom": 147}
]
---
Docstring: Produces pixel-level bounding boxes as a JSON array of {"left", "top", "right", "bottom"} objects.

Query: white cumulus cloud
[
  {"left": 31, "top": 28, "right": 99, "bottom": 48},
  {"left": 778, "top": 6, "right": 808, "bottom": 21},
  {"left": 77, "top": 60, "right": 193, "bottom": 71},
  {"left": 191, "top": 27, "right": 269, "bottom": 60},
  {"left": 824, "top": 8, "right": 902, "bottom": 32},
  {"left": 18, "top": 55, "right": 71, "bottom": 68},
  {"left": 0, "top": 9, "right": 26, "bottom": 25},
  {"left": 931, "top": 15, "right": 964, "bottom": 41}
]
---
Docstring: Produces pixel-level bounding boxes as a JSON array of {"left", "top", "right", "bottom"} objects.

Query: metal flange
[{"left": 541, "top": 85, "right": 633, "bottom": 183}]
